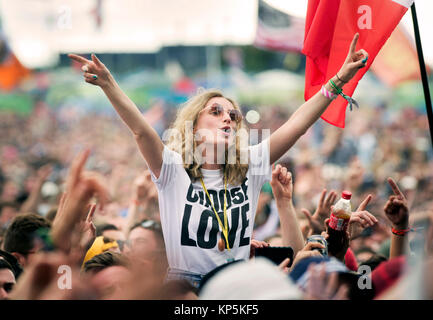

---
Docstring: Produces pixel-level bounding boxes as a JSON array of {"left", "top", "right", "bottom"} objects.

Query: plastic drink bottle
[{"left": 328, "top": 191, "right": 352, "bottom": 231}]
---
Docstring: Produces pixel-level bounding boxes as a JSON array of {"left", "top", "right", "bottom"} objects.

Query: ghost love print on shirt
[{"left": 181, "top": 178, "right": 251, "bottom": 250}]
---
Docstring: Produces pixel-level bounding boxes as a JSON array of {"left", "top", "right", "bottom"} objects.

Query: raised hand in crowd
[
  {"left": 384, "top": 177, "right": 410, "bottom": 258},
  {"left": 51, "top": 150, "right": 109, "bottom": 254},
  {"left": 268, "top": 33, "right": 368, "bottom": 164},
  {"left": 290, "top": 241, "right": 324, "bottom": 271},
  {"left": 348, "top": 194, "right": 377, "bottom": 240},
  {"left": 68, "top": 53, "right": 164, "bottom": 178},
  {"left": 20, "top": 164, "right": 53, "bottom": 214},
  {"left": 124, "top": 171, "right": 159, "bottom": 234},
  {"left": 68, "top": 54, "right": 112, "bottom": 88},
  {"left": 384, "top": 178, "right": 409, "bottom": 230},
  {"left": 270, "top": 164, "right": 304, "bottom": 256},
  {"left": 302, "top": 189, "right": 337, "bottom": 236},
  {"left": 133, "top": 171, "right": 158, "bottom": 205},
  {"left": 322, "top": 193, "right": 377, "bottom": 261},
  {"left": 79, "top": 204, "right": 97, "bottom": 252}
]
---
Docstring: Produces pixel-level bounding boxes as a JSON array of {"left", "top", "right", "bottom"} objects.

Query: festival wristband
[
  {"left": 328, "top": 79, "right": 360, "bottom": 111},
  {"left": 391, "top": 227, "right": 420, "bottom": 236},
  {"left": 321, "top": 85, "right": 338, "bottom": 100}
]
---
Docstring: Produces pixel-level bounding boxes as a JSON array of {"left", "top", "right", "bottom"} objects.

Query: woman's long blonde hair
[{"left": 166, "top": 88, "right": 249, "bottom": 185}]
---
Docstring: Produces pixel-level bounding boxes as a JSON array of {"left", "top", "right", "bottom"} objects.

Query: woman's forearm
[
  {"left": 101, "top": 76, "right": 157, "bottom": 137},
  {"left": 270, "top": 75, "right": 345, "bottom": 163},
  {"left": 101, "top": 76, "right": 164, "bottom": 174},
  {"left": 290, "top": 75, "right": 345, "bottom": 135}
]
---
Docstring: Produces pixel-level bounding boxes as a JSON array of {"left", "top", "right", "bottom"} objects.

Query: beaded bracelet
[{"left": 328, "top": 79, "right": 360, "bottom": 111}]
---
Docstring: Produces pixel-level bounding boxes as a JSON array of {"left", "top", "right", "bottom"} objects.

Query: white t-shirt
[{"left": 150, "top": 139, "right": 272, "bottom": 275}]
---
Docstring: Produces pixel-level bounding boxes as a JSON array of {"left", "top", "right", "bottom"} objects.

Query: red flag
[
  {"left": 303, "top": 0, "right": 414, "bottom": 128},
  {"left": 303, "top": 0, "right": 341, "bottom": 100}
]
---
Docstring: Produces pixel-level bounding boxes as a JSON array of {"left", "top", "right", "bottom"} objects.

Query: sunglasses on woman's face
[{"left": 201, "top": 103, "right": 243, "bottom": 123}]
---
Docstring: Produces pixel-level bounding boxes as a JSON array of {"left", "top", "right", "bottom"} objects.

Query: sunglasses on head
[
  {"left": 140, "top": 220, "right": 161, "bottom": 230},
  {"left": 201, "top": 103, "right": 243, "bottom": 123}
]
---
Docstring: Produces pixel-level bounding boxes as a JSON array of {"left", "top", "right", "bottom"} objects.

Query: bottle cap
[{"left": 342, "top": 191, "right": 352, "bottom": 200}]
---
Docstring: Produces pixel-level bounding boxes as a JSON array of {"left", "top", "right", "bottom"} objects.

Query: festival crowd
[{"left": 0, "top": 51, "right": 432, "bottom": 300}]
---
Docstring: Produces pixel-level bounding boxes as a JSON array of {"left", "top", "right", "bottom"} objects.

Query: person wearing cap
[{"left": 290, "top": 255, "right": 374, "bottom": 300}]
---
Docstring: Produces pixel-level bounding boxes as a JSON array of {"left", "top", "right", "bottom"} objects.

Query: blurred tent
[
  {"left": 0, "top": 93, "right": 33, "bottom": 114},
  {"left": 391, "top": 81, "right": 431, "bottom": 110},
  {"left": 0, "top": 0, "right": 258, "bottom": 68},
  {"left": 254, "top": 0, "right": 305, "bottom": 52},
  {"left": 0, "top": 0, "right": 431, "bottom": 115},
  {"left": 370, "top": 24, "right": 427, "bottom": 87},
  {"left": 236, "top": 69, "right": 304, "bottom": 106},
  {"left": 0, "top": 35, "right": 31, "bottom": 91}
]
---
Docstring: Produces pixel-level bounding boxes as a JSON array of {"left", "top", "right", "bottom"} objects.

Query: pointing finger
[
  {"left": 349, "top": 33, "right": 359, "bottom": 55},
  {"left": 318, "top": 189, "right": 327, "bottom": 209},
  {"left": 387, "top": 178, "right": 404, "bottom": 198},
  {"left": 272, "top": 164, "right": 282, "bottom": 179},
  {"left": 86, "top": 204, "right": 97, "bottom": 222},
  {"left": 68, "top": 149, "right": 90, "bottom": 191},
  {"left": 91, "top": 53, "right": 103, "bottom": 67},
  {"left": 302, "top": 208, "right": 314, "bottom": 225},
  {"left": 68, "top": 54, "right": 91, "bottom": 65},
  {"left": 285, "top": 171, "right": 292, "bottom": 185},
  {"left": 357, "top": 194, "right": 372, "bottom": 211}
]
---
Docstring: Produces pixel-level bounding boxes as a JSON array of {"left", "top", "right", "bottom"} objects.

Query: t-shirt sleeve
[
  {"left": 149, "top": 145, "right": 183, "bottom": 190},
  {"left": 249, "top": 138, "right": 272, "bottom": 184}
]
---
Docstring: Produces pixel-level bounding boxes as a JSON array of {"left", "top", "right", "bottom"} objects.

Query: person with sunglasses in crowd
[
  {"left": 123, "top": 219, "right": 167, "bottom": 280},
  {"left": 68, "top": 33, "right": 368, "bottom": 288}
]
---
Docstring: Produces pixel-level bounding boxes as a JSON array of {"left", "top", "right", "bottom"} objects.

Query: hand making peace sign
[{"left": 337, "top": 33, "right": 369, "bottom": 83}]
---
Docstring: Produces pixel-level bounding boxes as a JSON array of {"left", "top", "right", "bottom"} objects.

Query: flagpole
[{"left": 411, "top": 2, "right": 433, "bottom": 148}]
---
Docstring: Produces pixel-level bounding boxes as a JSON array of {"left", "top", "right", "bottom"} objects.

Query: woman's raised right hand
[{"left": 68, "top": 53, "right": 112, "bottom": 88}]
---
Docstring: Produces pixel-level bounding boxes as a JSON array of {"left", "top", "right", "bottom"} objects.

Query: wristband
[
  {"left": 321, "top": 85, "right": 338, "bottom": 100},
  {"left": 329, "top": 79, "right": 360, "bottom": 111},
  {"left": 391, "top": 227, "right": 418, "bottom": 236},
  {"left": 336, "top": 73, "right": 348, "bottom": 83}
]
